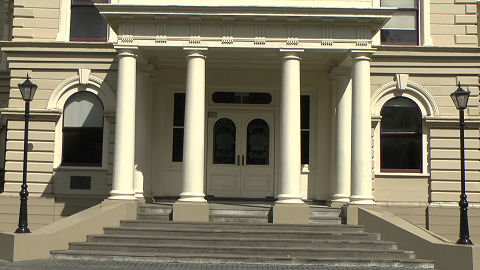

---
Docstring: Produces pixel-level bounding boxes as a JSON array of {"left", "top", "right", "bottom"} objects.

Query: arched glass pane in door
[
  {"left": 246, "top": 119, "right": 269, "bottom": 165},
  {"left": 213, "top": 118, "right": 236, "bottom": 164}
]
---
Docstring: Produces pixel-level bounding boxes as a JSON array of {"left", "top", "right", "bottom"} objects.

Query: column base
[
  {"left": 173, "top": 201, "right": 209, "bottom": 222},
  {"left": 276, "top": 194, "right": 304, "bottom": 204},
  {"left": 109, "top": 190, "right": 136, "bottom": 200},
  {"left": 331, "top": 193, "right": 350, "bottom": 203},
  {"left": 349, "top": 195, "right": 375, "bottom": 205},
  {"left": 272, "top": 203, "right": 309, "bottom": 224},
  {"left": 178, "top": 192, "right": 207, "bottom": 203}
]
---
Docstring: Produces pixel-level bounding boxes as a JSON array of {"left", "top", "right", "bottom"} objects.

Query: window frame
[
  {"left": 380, "top": 0, "right": 419, "bottom": 46},
  {"left": 379, "top": 97, "right": 423, "bottom": 173},
  {"left": 69, "top": 0, "right": 109, "bottom": 42},
  {"left": 61, "top": 91, "right": 105, "bottom": 167},
  {"left": 171, "top": 92, "right": 185, "bottom": 163}
]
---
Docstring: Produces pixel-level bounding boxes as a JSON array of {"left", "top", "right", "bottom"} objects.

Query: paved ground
[{"left": 0, "top": 259, "right": 427, "bottom": 270}]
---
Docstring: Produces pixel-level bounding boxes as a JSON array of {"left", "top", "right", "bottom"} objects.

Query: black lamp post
[
  {"left": 450, "top": 82, "right": 473, "bottom": 245},
  {"left": 15, "top": 74, "right": 37, "bottom": 234}
]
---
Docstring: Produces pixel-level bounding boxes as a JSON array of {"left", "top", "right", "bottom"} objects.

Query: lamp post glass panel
[
  {"left": 15, "top": 74, "right": 37, "bottom": 233},
  {"left": 450, "top": 83, "right": 473, "bottom": 245}
]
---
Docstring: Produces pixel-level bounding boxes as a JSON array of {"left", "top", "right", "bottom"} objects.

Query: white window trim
[
  {"left": 56, "top": 0, "right": 117, "bottom": 42},
  {"left": 48, "top": 75, "right": 116, "bottom": 169},
  {"left": 373, "top": 0, "right": 432, "bottom": 46},
  {"left": 371, "top": 79, "right": 438, "bottom": 175}
]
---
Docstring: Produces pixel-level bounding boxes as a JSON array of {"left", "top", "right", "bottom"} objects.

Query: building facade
[{"left": 0, "top": 0, "right": 479, "bottom": 241}]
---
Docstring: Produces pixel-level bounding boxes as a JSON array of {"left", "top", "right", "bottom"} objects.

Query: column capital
[
  {"left": 114, "top": 45, "right": 138, "bottom": 57},
  {"left": 184, "top": 47, "right": 208, "bottom": 59},
  {"left": 279, "top": 49, "right": 304, "bottom": 59},
  {"left": 350, "top": 49, "right": 376, "bottom": 62}
]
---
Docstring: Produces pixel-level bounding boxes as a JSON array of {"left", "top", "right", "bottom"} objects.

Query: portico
[{"left": 98, "top": 3, "right": 392, "bottom": 222}]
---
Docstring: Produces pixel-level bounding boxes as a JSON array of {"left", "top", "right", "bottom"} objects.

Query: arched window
[
  {"left": 62, "top": 91, "right": 104, "bottom": 166},
  {"left": 380, "top": 97, "right": 422, "bottom": 172}
]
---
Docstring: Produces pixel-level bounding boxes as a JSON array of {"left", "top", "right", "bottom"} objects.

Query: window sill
[
  {"left": 55, "top": 166, "right": 106, "bottom": 171},
  {"left": 375, "top": 172, "right": 430, "bottom": 178}
]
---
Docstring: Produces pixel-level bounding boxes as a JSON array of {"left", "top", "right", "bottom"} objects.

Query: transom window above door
[{"left": 212, "top": 92, "right": 272, "bottom": 105}]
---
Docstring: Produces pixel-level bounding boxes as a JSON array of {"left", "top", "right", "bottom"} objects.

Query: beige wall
[
  {"left": 1, "top": 46, "right": 117, "bottom": 197},
  {"left": 0, "top": 195, "right": 103, "bottom": 232},
  {"left": 431, "top": 0, "right": 478, "bottom": 46},
  {"left": 12, "top": 0, "right": 59, "bottom": 41},
  {"left": 378, "top": 204, "right": 480, "bottom": 244}
]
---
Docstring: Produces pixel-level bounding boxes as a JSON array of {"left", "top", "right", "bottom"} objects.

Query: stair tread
[
  {"left": 89, "top": 234, "right": 394, "bottom": 244},
  {"left": 107, "top": 227, "right": 372, "bottom": 235},
  {"left": 69, "top": 241, "right": 411, "bottom": 253},
  {"left": 120, "top": 220, "right": 362, "bottom": 228},
  {"left": 51, "top": 249, "right": 433, "bottom": 264}
]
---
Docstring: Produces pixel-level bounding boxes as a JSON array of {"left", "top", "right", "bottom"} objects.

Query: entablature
[{"left": 97, "top": 4, "right": 394, "bottom": 50}]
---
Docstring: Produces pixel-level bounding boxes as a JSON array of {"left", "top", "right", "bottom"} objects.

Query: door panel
[
  {"left": 207, "top": 111, "right": 274, "bottom": 198},
  {"left": 207, "top": 113, "right": 242, "bottom": 197}
]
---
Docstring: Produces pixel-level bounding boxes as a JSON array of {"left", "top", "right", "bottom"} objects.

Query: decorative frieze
[
  {"left": 286, "top": 25, "right": 299, "bottom": 46},
  {"left": 189, "top": 23, "right": 201, "bottom": 44},
  {"left": 254, "top": 24, "right": 266, "bottom": 45},
  {"left": 119, "top": 23, "right": 134, "bottom": 43},
  {"left": 155, "top": 23, "right": 167, "bottom": 43},
  {"left": 222, "top": 24, "right": 234, "bottom": 44}
]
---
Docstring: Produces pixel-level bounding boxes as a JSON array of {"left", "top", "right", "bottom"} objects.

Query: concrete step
[
  {"left": 86, "top": 234, "right": 398, "bottom": 250},
  {"left": 136, "top": 213, "right": 171, "bottom": 221},
  {"left": 104, "top": 226, "right": 381, "bottom": 241},
  {"left": 66, "top": 242, "right": 415, "bottom": 259},
  {"left": 209, "top": 214, "right": 268, "bottom": 223},
  {"left": 118, "top": 220, "right": 364, "bottom": 232},
  {"left": 50, "top": 249, "right": 435, "bottom": 268}
]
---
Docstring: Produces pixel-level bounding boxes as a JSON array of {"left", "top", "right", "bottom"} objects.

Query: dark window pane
[
  {"left": 63, "top": 128, "right": 103, "bottom": 166},
  {"left": 242, "top": 93, "right": 272, "bottom": 104},
  {"left": 73, "top": 0, "right": 109, "bottom": 4},
  {"left": 301, "top": 95, "right": 310, "bottom": 129},
  {"left": 381, "top": 29, "right": 418, "bottom": 44},
  {"left": 380, "top": 97, "right": 422, "bottom": 171},
  {"left": 246, "top": 119, "right": 269, "bottom": 165},
  {"left": 173, "top": 93, "right": 185, "bottom": 126},
  {"left": 212, "top": 92, "right": 241, "bottom": 103},
  {"left": 381, "top": 134, "right": 422, "bottom": 170},
  {"left": 301, "top": 131, "right": 309, "bottom": 165},
  {"left": 172, "top": 128, "right": 184, "bottom": 162},
  {"left": 213, "top": 118, "right": 236, "bottom": 164},
  {"left": 70, "top": 5, "right": 107, "bottom": 40},
  {"left": 212, "top": 92, "right": 271, "bottom": 104},
  {"left": 381, "top": 97, "right": 421, "bottom": 132}
]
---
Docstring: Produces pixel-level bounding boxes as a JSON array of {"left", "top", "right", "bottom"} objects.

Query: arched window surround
[
  {"left": 371, "top": 80, "right": 438, "bottom": 176},
  {"left": 49, "top": 75, "right": 115, "bottom": 169}
]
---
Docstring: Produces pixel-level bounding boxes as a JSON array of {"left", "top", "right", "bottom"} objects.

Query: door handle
[
  {"left": 242, "top": 155, "right": 245, "bottom": 166},
  {"left": 237, "top": 155, "right": 240, "bottom": 166}
]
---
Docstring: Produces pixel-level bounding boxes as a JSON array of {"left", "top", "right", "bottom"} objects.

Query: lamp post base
[
  {"left": 15, "top": 227, "right": 31, "bottom": 234},
  {"left": 456, "top": 238, "right": 473, "bottom": 245}
]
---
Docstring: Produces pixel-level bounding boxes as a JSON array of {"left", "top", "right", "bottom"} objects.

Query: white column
[
  {"left": 332, "top": 71, "right": 352, "bottom": 203},
  {"left": 350, "top": 51, "right": 375, "bottom": 205},
  {"left": 134, "top": 66, "right": 153, "bottom": 200},
  {"left": 277, "top": 51, "right": 303, "bottom": 204},
  {"left": 178, "top": 49, "right": 207, "bottom": 203},
  {"left": 110, "top": 48, "right": 137, "bottom": 200}
]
